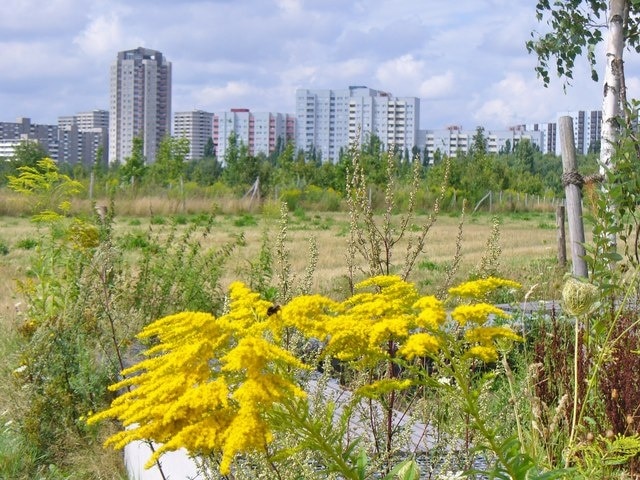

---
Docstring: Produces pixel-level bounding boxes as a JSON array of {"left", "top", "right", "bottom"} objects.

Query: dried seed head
[
  {"left": 562, "top": 278, "right": 598, "bottom": 316},
  {"left": 611, "top": 388, "right": 619, "bottom": 400},
  {"left": 626, "top": 414, "right": 634, "bottom": 425},
  {"left": 605, "top": 429, "right": 615, "bottom": 439},
  {"left": 586, "top": 432, "right": 595, "bottom": 442}
]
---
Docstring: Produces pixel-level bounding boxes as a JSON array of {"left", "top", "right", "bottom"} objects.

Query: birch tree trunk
[{"left": 599, "top": 0, "right": 626, "bottom": 173}]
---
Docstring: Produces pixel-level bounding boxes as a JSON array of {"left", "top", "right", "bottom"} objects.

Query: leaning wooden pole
[{"left": 559, "top": 116, "right": 588, "bottom": 278}]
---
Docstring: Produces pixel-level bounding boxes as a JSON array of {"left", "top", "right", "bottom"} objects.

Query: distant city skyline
[{"left": 1, "top": 0, "right": 630, "bottom": 131}]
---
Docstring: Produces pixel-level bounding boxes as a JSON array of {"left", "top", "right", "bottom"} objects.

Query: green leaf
[{"left": 382, "top": 459, "right": 420, "bottom": 480}]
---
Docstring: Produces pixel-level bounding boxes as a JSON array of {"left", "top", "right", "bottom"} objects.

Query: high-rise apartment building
[
  {"left": 555, "top": 110, "right": 602, "bottom": 155},
  {"left": 109, "top": 47, "right": 172, "bottom": 164},
  {"left": 424, "top": 125, "right": 545, "bottom": 162},
  {"left": 295, "top": 86, "right": 420, "bottom": 162},
  {"left": 173, "top": 110, "right": 214, "bottom": 160},
  {"left": 58, "top": 110, "right": 109, "bottom": 167},
  {"left": 213, "top": 109, "right": 295, "bottom": 159}
]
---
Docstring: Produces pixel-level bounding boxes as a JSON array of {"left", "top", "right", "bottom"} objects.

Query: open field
[{"left": 0, "top": 209, "right": 569, "bottom": 326}]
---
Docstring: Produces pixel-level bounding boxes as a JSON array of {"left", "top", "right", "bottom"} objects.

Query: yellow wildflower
[
  {"left": 368, "top": 316, "right": 413, "bottom": 347},
  {"left": 451, "top": 303, "right": 510, "bottom": 326},
  {"left": 464, "top": 326, "right": 522, "bottom": 346},
  {"left": 413, "top": 295, "right": 446, "bottom": 329},
  {"left": 89, "top": 282, "right": 307, "bottom": 476},
  {"left": 448, "top": 277, "right": 521, "bottom": 299},
  {"left": 465, "top": 345, "right": 499, "bottom": 363},
  {"left": 356, "top": 378, "right": 413, "bottom": 398},
  {"left": 398, "top": 333, "right": 440, "bottom": 360},
  {"left": 280, "top": 294, "right": 340, "bottom": 340}
]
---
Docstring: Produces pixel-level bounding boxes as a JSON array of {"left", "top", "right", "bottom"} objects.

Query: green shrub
[
  {"left": 118, "top": 232, "right": 149, "bottom": 250},
  {"left": 234, "top": 214, "right": 257, "bottom": 227},
  {"left": 0, "top": 239, "right": 8, "bottom": 255},
  {"left": 279, "top": 188, "right": 302, "bottom": 210},
  {"left": 16, "top": 238, "right": 38, "bottom": 250},
  {"left": 172, "top": 214, "right": 188, "bottom": 225}
]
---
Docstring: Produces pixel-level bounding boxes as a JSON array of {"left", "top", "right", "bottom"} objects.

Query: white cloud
[
  {"left": 419, "top": 71, "right": 456, "bottom": 99},
  {"left": 194, "top": 81, "right": 255, "bottom": 109},
  {"left": 375, "top": 54, "right": 427, "bottom": 95},
  {"left": 73, "top": 12, "right": 143, "bottom": 58}
]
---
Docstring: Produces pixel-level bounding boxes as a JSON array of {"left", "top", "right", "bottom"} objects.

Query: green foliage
[
  {"left": 149, "top": 135, "right": 189, "bottom": 186},
  {"left": 222, "top": 132, "right": 261, "bottom": 188},
  {"left": 233, "top": 213, "right": 258, "bottom": 227},
  {"left": 10, "top": 140, "right": 49, "bottom": 169},
  {"left": 118, "top": 231, "right": 150, "bottom": 250},
  {"left": 7, "top": 158, "right": 83, "bottom": 219},
  {"left": 15, "top": 238, "right": 38, "bottom": 250},
  {"left": 526, "top": 1, "right": 608, "bottom": 86},
  {"left": 149, "top": 214, "right": 166, "bottom": 225},
  {"left": 0, "top": 238, "right": 8, "bottom": 255},
  {"left": 120, "top": 137, "right": 147, "bottom": 185}
]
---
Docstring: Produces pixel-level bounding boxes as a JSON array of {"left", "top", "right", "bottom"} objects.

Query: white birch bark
[{"left": 599, "top": 0, "right": 626, "bottom": 173}]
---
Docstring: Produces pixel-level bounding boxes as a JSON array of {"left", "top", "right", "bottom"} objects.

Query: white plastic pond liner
[
  {"left": 124, "top": 373, "right": 441, "bottom": 479},
  {"left": 125, "top": 441, "right": 202, "bottom": 480}
]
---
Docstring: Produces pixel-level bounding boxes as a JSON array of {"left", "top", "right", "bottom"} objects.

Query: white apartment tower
[
  {"left": 424, "top": 125, "right": 545, "bottom": 163},
  {"left": 213, "top": 109, "right": 295, "bottom": 159},
  {"left": 109, "top": 47, "right": 172, "bottom": 164},
  {"left": 555, "top": 110, "right": 602, "bottom": 155},
  {"left": 296, "top": 86, "right": 420, "bottom": 162},
  {"left": 173, "top": 110, "right": 214, "bottom": 160}
]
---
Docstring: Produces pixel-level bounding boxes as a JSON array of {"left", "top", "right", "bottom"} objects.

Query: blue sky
[{"left": 2, "top": 0, "right": 637, "bottom": 130}]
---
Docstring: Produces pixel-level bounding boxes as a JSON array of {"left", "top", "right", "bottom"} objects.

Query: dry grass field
[{"left": 0, "top": 208, "right": 567, "bottom": 326}]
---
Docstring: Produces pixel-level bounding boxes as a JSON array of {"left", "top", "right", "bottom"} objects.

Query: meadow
[
  {"left": 5, "top": 173, "right": 638, "bottom": 480},
  {"left": 0, "top": 206, "right": 565, "bottom": 315}
]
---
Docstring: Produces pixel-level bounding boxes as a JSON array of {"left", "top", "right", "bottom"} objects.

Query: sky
[{"left": 2, "top": 0, "right": 640, "bottom": 131}]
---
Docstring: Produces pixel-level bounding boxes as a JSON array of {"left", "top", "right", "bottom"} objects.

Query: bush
[{"left": 16, "top": 238, "right": 38, "bottom": 250}]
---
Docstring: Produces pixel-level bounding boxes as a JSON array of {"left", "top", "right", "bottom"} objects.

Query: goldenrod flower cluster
[
  {"left": 88, "top": 282, "right": 307, "bottom": 475},
  {"left": 448, "top": 276, "right": 520, "bottom": 299},
  {"left": 90, "top": 275, "right": 522, "bottom": 474}
]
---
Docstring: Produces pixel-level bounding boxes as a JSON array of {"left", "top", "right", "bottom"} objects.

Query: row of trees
[{"left": 1, "top": 129, "right": 598, "bottom": 206}]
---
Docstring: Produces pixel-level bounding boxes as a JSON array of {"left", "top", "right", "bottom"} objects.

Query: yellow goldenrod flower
[
  {"left": 413, "top": 295, "right": 446, "bottom": 329},
  {"left": 88, "top": 274, "right": 524, "bottom": 475},
  {"left": 464, "top": 326, "right": 522, "bottom": 346},
  {"left": 89, "top": 283, "right": 307, "bottom": 476},
  {"left": 451, "top": 303, "right": 511, "bottom": 326},
  {"left": 465, "top": 345, "right": 499, "bottom": 363},
  {"left": 448, "top": 277, "right": 521, "bottom": 299},
  {"left": 398, "top": 333, "right": 440, "bottom": 360},
  {"left": 356, "top": 378, "right": 413, "bottom": 398}
]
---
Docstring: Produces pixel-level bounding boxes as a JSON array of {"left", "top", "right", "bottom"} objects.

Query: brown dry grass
[{"left": 0, "top": 209, "right": 568, "bottom": 324}]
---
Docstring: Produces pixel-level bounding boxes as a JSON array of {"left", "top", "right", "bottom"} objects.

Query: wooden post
[
  {"left": 556, "top": 204, "right": 567, "bottom": 267},
  {"left": 559, "top": 116, "right": 588, "bottom": 277}
]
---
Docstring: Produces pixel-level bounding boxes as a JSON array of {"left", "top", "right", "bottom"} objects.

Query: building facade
[
  {"left": 173, "top": 110, "right": 214, "bottom": 160},
  {"left": 554, "top": 110, "right": 602, "bottom": 155},
  {"left": 213, "top": 109, "right": 295, "bottom": 160},
  {"left": 109, "top": 47, "right": 172, "bottom": 164},
  {"left": 424, "top": 125, "right": 545, "bottom": 162},
  {"left": 0, "top": 117, "right": 58, "bottom": 160},
  {"left": 295, "top": 86, "right": 420, "bottom": 162},
  {"left": 57, "top": 110, "right": 109, "bottom": 167}
]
